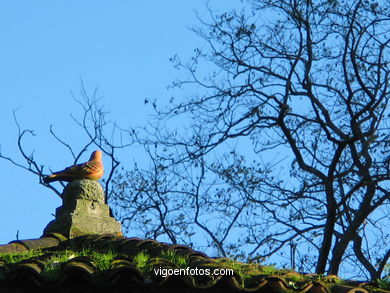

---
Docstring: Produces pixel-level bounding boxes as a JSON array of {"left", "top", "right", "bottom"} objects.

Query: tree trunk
[{"left": 316, "top": 189, "right": 337, "bottom": 274}]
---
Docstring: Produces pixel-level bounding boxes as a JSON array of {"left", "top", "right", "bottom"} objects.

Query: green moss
[
  {"left": 260, "top": 265, "right": 280, "bottom": 275},
  {"left": 323, "top": 274, "right": 343, "bottom": 284},
  {"left": 88, "top": 250, "right": 117, "bottom": 271},
  {"left": 284, "top": 274, "right": 303, "bottom": 283},
  {"left": 158, "top": 250, "right": 188, "bottom": 268},
  {"left": 1, "top": 247, "right": 118, "bottom": 278},
  {"left": 215, "top": 258, "right": 269, "bottom": 275},
  {"left": 375, "top": 277, "right": 390, "bottom": 290},
  {"left": 376, "top": 265, "right": 390, "bottom": 289},
  {"left": 133, "top": 251, "right": 151, "bottom": 273},
  {"left": 44, "top": 250, "right": 76, "bottom": 271},
  {"left": 133, "top": 250, "right": 191, "bottom": 275},
  {"left": 43, "top": 248, "right": 117, "bottom": 271},
  {"left": 212, "top": 259, "right": 266, "bottom": 287},
  {"left": 0, "top": 246, "right": 383, "bottom": 291},
  {"left": 0, "top": 249, "right": 45, "bottom": 264}
]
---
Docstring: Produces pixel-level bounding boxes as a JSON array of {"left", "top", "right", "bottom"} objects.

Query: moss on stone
[{"left": 43, "top": 180, "right": 122, "bottom": 238}]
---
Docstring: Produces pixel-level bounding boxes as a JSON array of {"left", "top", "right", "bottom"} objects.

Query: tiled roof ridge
[
  {"left": 0, "top": 233, "right": 65, "bottom": 254},
  {"left": 60, "top": 234, "right": 211, "bottom": 259},
  {"left": 1, "top": 234, "right": 389, "bottom": 293},
  {"left": 1, "top": 260, "right": 378, "bottom": 293}
]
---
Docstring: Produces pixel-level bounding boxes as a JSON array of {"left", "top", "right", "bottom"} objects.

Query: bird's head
[{"left": 90, "top": 150, "right": 103, "bottom": 161}]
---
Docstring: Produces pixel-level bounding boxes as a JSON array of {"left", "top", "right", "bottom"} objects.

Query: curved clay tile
[
  {"left": 0, "top": 234, "right": 64, "bottom": 254},
  {"left": 63, "top": 256, "right": 96, "bottom": 275},
  {"left": 1, "top": 234, "right": 389, "bottom": 292}
]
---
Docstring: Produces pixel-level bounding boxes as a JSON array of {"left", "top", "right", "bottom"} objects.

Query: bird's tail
[{"left": 43, "top": 174, "right": 57, "bottom": 183}]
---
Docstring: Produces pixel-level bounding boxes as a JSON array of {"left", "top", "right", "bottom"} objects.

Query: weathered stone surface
[
  {"left": 43, "top": 213, "right": 122, "bottom": 238},
  {"left": 62, "top": 179, "right": 105, "bottom": 203},
  {"left": 43, "top": 179, "right": 122, "bottom": 238},
  {"left": 55, "top": 199, "right": 110, "bottom": 218}
]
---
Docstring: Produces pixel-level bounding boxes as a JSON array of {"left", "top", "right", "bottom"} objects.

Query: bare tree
[
  {"left": 0, "top": 83, "right": 132, "bottom": 202},
  {"left": 2, "top": 0, "right": 389, "bottom": 280},
  {"left": 112, "top": 0, "right": 390, "bottom": 279},
  {"left": 111, "top": 144, "right": 249, "bottom": 257}
]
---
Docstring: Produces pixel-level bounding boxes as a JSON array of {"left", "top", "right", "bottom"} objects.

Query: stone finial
[
  {"left": 43, "top": 179, "right": 122, "bottom": 238},
  {"left": 62, "top": 179, "right": 105, "bottom": 203}
]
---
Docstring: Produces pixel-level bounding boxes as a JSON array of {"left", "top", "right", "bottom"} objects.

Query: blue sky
[
  {"left": 1, "top": 1, "right": 388, "bottom": 280},
  {"left": 0, "top": 1, "right": 240, "bottom": 244}
]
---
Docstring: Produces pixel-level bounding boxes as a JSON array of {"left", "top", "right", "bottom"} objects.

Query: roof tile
[{"left": 0, "top": 234, "right": 389, "bottom": 293}]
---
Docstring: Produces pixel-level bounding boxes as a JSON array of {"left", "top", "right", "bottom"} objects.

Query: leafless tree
[
  {"left": 0, "top": 83, "right": 132, "bottom": 202},
  {"left": 112, "top": 0, "right": 390, "bottom": 279},
  {"left": 2, "top": 0, "right": 389, "bottom": 280}
]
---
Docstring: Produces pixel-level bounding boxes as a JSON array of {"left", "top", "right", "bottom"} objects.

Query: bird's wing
[
  {"left": 44, "top": 150, "right": 104, "bottom": 183},
  {"left": 60, "top": 161, "right": 101, "bottom": 176}
]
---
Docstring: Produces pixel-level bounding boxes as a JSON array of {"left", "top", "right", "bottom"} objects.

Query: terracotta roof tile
[
  {"left": 0, "top": 234, "right": 389, "bottom": 293},
  {"left": 0, "top": 233, "right": 65, "bottom": 254}
]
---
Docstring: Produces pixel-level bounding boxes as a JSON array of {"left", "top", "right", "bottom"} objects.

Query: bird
[{"left": 43, "top": 150, "right": 104, "bottom": 183}]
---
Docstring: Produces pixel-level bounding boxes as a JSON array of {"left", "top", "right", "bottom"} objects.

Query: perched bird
[{"left": 43, "top": 150, "right": 104, "bottom": 183}]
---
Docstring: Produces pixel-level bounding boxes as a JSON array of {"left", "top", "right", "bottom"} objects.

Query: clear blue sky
[{"left": 0, "top": 1, "right": 239, "bottom": 244}]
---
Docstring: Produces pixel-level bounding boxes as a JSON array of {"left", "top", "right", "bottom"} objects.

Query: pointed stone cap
[{"left": 43, "top": 179, "right": 122, "bottom": 238}]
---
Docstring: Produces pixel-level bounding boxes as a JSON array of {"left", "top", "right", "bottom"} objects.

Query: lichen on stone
[
  {"left": 43, "top": 179, "right": 122, "bottom": 238},
  {"left": 62, "top": 179, "right": 105, "bottom": 204}
]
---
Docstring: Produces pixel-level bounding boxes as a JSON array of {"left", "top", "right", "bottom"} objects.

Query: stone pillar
[{"left": 43, "top": 179, "right": 122, "bottom": 238}]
